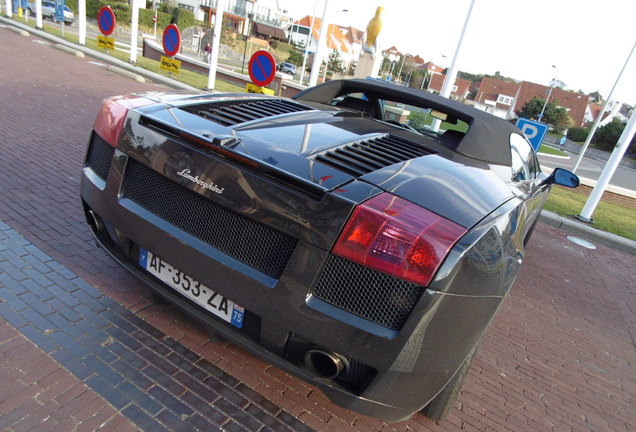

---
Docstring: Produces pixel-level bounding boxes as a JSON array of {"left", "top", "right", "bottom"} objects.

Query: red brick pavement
[
  {"left": 0, "top": 316, "right": 139, "bottom": 431},
  {"left": 1, "top": 21, "right": 635, "bottom": 431}
]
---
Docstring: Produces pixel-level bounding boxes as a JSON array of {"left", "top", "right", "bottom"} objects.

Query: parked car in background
[
  {"left": 28, "top": 1, "right": 75, "bottom": 25},
  {"left": 277, "top": 62, "right": 297, "bottom": 75},
  {"left": 79, "top": 79, "right": 579, "bottom": 422}
]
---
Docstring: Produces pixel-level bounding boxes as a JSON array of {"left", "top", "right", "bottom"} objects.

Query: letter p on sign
[{"left": 516, "top": 118, "right": 549, "bottom": 151}]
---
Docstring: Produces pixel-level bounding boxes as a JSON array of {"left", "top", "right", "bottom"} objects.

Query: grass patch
[
  {"left": 545, "top": 186, "right": 636, "bottom": 241},
  {"left": 83, "top": 39, "right": 243, "bottom": 92},
  {"left": 538, "top": 145, "right": 567, "bottom": 156}
]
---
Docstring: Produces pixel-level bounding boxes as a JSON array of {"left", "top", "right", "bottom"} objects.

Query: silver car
[{"left": 28, "top": 1, "right": 75, "bottom": 25}]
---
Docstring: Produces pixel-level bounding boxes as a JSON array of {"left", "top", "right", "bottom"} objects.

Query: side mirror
[{"left": 541, "top": 167, "right": 579, "bottom": 188}]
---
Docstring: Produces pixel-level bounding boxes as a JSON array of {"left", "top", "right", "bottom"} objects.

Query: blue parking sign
[
  {"left": 55, "top": 0, "right": 65, "bottom": 22},
  {"left": 516, "top": 118, "right": 548, "bottom": 151}
]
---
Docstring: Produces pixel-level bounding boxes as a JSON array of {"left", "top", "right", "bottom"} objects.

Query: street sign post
[
  {"left": 248, "top": 50, "right": 276, "bottom": 88},
  {"left": 516, "top": 118, "right": 549, "bottom": 151}
]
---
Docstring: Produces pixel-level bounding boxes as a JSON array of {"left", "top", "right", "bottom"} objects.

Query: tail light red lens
[
  {"left": 333, "top": 193, "right": 466, "bottom": 287},
  {"left": 93, "top": 95, "right": 154, "bottom": 147}
]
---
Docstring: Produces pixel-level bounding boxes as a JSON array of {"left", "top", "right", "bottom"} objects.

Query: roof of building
[
  {"left": 475, "top": 77, "right": 589, "bottom": 127},
  {"left": 518, "top": 81, "right": 589, "bottom": 127},
  {"left": 428, "top": 74, "right": 471, "bottom": 98},
  {"left": 419, "top": 61, "right": 444, "bottom": 74},
  {"left": 293, "top": 16, "right": 351, "bottom": 54}
]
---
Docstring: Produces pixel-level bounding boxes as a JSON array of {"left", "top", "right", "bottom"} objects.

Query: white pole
[
  {"left": 129, "top": 0, "right": 139, "bottom": 63},
  {"left": 308, "top": 0, "right": 330, "bottom": 87},
  {"left": 5, "top": 0, "right": 12, "bottom": 17},
  {"left": 538, "top": 65, "right": 557, "bottom": 122},
  {"left": 78, "top": 0, "right": 86, "bottom": 45},
  {"left": 434, "top": 0, "right": 476, "bottom": 131},
  {"left": 577, "top": 108, "right": 636, "bottom": 222},
  {"left": 299, "top": 0, "right": 318, "bottom": 85},
  {"left": 35, "top": 0, "right": 42, "bottom": 28},
  {"left": 207, "top": 0, "right": 226, "bottom": 90},
  {"left": 573, "top": 40, "right": 636, "bottom": 173}
]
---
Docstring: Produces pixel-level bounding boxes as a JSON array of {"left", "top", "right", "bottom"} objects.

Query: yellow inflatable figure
[{"left": 363, "top": 6, "right": 383, "bottom": 54}]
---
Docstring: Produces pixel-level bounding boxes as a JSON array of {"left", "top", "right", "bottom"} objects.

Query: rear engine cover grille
[
  {"left": 312, "top": 255, "right": 424, "bottom": 330},
  {"left": 123, "top": 159, "right": 297, "bottom": 278},
  {"left": 86, "top": 133, "right": 115, "bottom": 181},
  {"left": 314, "top": 134, "right": 434, "bottom": 177},
  {"left": 182, "top": 99, "right": 313, "bottom": 126}
]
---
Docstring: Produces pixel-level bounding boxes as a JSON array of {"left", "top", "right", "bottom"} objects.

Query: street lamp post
[
  {"left": 299, "top": 0, "right": 318, "bottom": 85},
  {"left": 538, "top": 65, "right": 557, "bottom": 123}
]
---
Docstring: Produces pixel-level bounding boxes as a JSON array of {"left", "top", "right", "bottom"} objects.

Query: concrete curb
[
  {"left": 539, "top": 210, "right": 636, "bottom": 255},
  {"left": 8, "top": 25, "right": 29, "bottom": 36},
  {"left": 54, "top": 43, "right": 85, "bottom": 57},
  {"left": 107, "top": 65, "right": 145, "bottom": 82}
]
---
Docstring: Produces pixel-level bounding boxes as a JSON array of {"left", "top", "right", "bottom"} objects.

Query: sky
[{"left": 278, "top": 0, "right": 636, "bottom": 106}]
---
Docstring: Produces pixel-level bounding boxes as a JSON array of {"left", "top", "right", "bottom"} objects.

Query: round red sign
[
  {"left": 162, "top": 24, "right": 182, "bottom": 58},
  {"left": 97, "top": 6, "right": 116, "bottom": 37},
  {"left": 248, "top": 50, "right": 277, "bottom": 87}
]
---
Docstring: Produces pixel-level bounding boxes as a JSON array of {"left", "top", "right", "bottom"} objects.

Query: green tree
[
  {"left": 286, "top": 40, "right": 304, "bottom": 66},
  {"left": 516, "top": 97, "right": 572, "bottom": 133},
  {"left": 326, "top": 50, "right": 345, "bottom": 76},
  {"left": 588, "top": 118, "right": 636, "bottom": 155}
]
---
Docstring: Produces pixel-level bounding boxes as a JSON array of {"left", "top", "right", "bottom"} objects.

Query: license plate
[{"left": 139, "top": 248, "right": 244, "bottom": 328}]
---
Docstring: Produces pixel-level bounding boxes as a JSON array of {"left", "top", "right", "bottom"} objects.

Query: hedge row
[{"left": 84, "top": 0, "right": 194, "bottom": 30}]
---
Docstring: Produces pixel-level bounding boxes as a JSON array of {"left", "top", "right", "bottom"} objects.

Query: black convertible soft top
[{"left": 294, "top": 79, "right": 523, "bottom": 166}]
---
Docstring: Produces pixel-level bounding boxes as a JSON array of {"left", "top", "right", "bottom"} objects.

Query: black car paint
[{"left": 80, "top": 83, "right": 558, "bottom": 421}]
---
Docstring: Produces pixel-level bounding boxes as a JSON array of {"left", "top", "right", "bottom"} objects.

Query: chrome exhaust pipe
[
  {"left": 304, "top": 349, "right": 349, "bottom": 379},
  {"left": 87, "top": 209, "right": 104, "bottom": 232}
]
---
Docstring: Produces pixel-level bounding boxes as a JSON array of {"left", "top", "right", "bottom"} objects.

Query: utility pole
[
  {"left": 434, "top": 0, "right": 476, "bottom": 131},
  {"left": 129, "top": 0, "right": 139, "bottom": 63},
  {"left": 308, "top": 0, "right": 330, "bottom": 87},
  {"left": 537, "top": 65, "right": 557, "bottom": 122},
  {"left": 207, "top": 0, "right": 226, "bottom": 90}
]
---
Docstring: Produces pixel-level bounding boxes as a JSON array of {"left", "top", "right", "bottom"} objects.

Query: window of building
[{"left": 497, "top": 95, "right": 513, "bottom": 105}]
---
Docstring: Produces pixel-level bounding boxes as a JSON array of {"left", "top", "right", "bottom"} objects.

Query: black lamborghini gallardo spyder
[{"left": 80, "top": 79, "right": 578, "bottom": 421}]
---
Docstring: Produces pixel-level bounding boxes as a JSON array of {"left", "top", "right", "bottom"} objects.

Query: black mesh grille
[
  {"left": 181, "top": 99, "right": 313, "bottom": 126},
  {"left": 338, "top": 359, "right": 376, "bottom": 387},
  {"left": 123, "top": 159, "right": 297, "bottom": 278},
  {"left": 86, "top": 133, "right": 115, "bottom": 181},
  {"left": 312, "top": 255, "right": 424, "bottom": 330},
  {"left": 314, "top": 134, "right": 434, "bottom": 177}
]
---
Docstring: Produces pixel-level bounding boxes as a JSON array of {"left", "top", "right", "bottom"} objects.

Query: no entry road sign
[
  {"left": 162, "top": 24, "right": 181, "bottom": 58},
  {"left": 248, "top": 50, "right": 276, "bottom": 87},
  {"left": 97, "top": 6, "right": 116, "bottom": 36}
]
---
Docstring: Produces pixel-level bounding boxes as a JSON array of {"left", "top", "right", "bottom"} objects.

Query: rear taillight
[
  {"left": 333, "top": 193, "right": 466, "bottom": 287},
  {"left": 93, "top": 95, "right": 154, "bottom": 147}
]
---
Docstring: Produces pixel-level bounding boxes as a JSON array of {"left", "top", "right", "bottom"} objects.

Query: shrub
[{"left": 567, "top": 126, "right": 590, "bottom": 143}]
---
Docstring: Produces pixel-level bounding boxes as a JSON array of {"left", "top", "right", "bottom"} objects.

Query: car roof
[{"left": 294, "top": 79, "right": 521, "bottom": 166}]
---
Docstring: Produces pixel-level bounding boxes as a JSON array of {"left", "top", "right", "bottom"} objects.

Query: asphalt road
[
  {"left": 538, "top": 151, "right": 635, "bottom": 193},
  {"left": 1, "top": 22, "right": 635, "bottom": 432}
]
